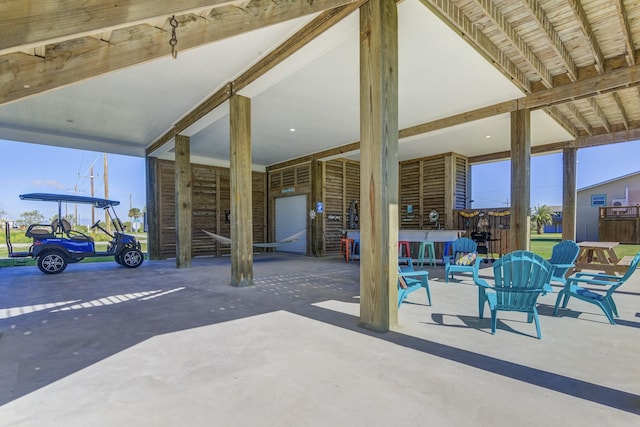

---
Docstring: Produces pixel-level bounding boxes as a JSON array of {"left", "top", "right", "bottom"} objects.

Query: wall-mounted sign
[
  {"left": 281, "top": 187, "right": 295, "bottom": 194},
  {"left": 406, "top": 204, "right": 413, "bottom": 214},
  {"left": 591, "top": 194, "right": 606, "bottom": 207},
  {"left": 315, "top": 201, "right": 324, "bottom": 214}
]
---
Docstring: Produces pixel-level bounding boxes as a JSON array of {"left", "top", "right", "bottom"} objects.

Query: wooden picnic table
[{"left": 573, "top": 241, "right": 630, "bottom": 275}]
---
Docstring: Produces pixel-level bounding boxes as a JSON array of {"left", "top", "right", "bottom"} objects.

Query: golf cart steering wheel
[{"left": 91, "top": 220, "right": 102, "bottom": 230}]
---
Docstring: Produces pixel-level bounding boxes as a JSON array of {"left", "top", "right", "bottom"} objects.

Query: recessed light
[
  {"left": 484, "top": 135, "right": 491, "bottom": 139},
  {"left": 289, "top": 128, "right": 296, "bottom": 132}
]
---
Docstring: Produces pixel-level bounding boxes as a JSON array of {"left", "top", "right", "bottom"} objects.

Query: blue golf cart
[{"left": 5, "top": 193, "right": 144, "bottom": 274}]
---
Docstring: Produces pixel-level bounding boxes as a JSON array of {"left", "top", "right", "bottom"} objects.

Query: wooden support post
[
  {"left": 310, "top": 160, "right": 325, "bottom": 257},
  {"left": 510, "top": 109, "right": 531, "bottom": 250},
  {"left": 145, "top": 156, "right": 160, "bottom": 260},
  {"left": 359, "top": 0, "right": 399, "bottom": 332},
  {"left": 562, "top": 146, "right": 577, "bottom": 241},
  {"left": 230, "top": 94, "right": 253, "bottom": 287},
  {"left": 175, "top": 134, "right": 192, "bottom": 268},
  {"left": 444, "top": 153, "right": 455, "bottom": 229}
]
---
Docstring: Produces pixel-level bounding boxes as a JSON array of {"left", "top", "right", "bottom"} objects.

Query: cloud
[{"left": 32, "top": 180, "right": 67, "bottom": 190}]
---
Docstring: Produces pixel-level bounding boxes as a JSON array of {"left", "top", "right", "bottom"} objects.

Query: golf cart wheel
[
  {"left": 37, "top": 251, "right": 68, "bottom": 274},
  {"left": 120, "top": 249, "right": 143, "bottom": 268},
  {"left": 114, "top": 254, "right": 124, "bottom": 265}
]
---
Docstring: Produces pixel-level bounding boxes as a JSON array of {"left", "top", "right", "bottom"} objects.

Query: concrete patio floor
[{"left": 0, "top": 253, "right": 638, "bottom": 426}]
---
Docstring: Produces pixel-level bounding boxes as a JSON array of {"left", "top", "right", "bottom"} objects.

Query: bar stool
[
  {"left": 417, "top": 241, "right": 436, "bottom": 267},
  {"left": 340, "top": 237, "right": 354, "bottom": 263},
  {"left": 350, "top": 239, "right": 360, "bottom": 262},
  {"left": 398, "top": 241, "right": 411, "bottom": 258}
]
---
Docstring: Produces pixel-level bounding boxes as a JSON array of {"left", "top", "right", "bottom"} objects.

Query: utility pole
[
  {"left": 104, "top": 153, "right": 110, "bottom": 233},
  {"left": 74, "top": 184, "right": 78, "bottom": 227},
  {"left": 90, "top": 164, "right": 95, "bottom": 226}
]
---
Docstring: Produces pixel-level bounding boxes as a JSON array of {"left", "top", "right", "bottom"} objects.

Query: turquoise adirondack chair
[
  {"left": 444, "top": 237, "right": 482, "bottom": 283},
  {"left": 475, "top": 251, "right": 552, "bottom": 339},
  {"left": 553, "top": 251, "right": 640, "bottom": 324},
  {"left": 547, "top": 240, "right": 580, "bottom": 290},
  {"left": 398, "top": 257, "right": 431, "bottom": 307}
]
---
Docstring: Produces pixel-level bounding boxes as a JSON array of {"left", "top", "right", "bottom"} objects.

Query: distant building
[
  {"left": 543, "top": 205, "right": 562, "bottom": 234},
  {"left": 576, "top": 171, "right": 640, "bottom": 242}
]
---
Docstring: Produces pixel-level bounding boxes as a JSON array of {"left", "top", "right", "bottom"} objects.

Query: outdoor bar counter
[{"left": 343, "top": 229, "right": 465, "bottom": 259}]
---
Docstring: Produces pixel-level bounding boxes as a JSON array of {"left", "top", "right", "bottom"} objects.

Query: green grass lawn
[
  {"left": 0, "top": 232, "right": 148, "bottom": 268},
  {"left": 1, "top": 232, "right": 638, "bottom": 268}
]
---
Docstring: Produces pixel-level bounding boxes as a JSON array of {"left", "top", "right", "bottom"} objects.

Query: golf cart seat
[
  {"left": 52, "top": 218, "right": 94, "bottom": 242},
  {"left": 25, "top": 223, "right": 55, "bottom": 240}
]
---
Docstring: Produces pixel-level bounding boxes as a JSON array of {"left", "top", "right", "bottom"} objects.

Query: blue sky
[
  {"left": 471, "top": 140, "right": 640, "bottom": 208},
  {"left": 1, "top": 138, "right": 638, "bottom": 222},
  {"left": 0, "top": 139, "right": 146, "bottom": 224}
]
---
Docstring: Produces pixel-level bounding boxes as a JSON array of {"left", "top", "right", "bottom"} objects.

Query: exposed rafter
[
  {"left": 588, "top": 98, "right": 610, "bottom": 133},
  {"left": 566, "top": 0, "right": 606, "bottom": 73},
  {"left": 614, "top": 0, "right": 635, "bottom": 66},
  {"left": 419, "top": 0, "right": 531, "bottom": 93},
  {"left": 471, "top": 0, "right": 553, "bottom": 87},
  {"left": 521, "top": 0, "right": 578, "bottom": 81},
  {"left": 612, "top": 92, "right": 630, "bottom": 129},
  {"left": 564, "top": 103, "right": 593, "bottom": 135}
]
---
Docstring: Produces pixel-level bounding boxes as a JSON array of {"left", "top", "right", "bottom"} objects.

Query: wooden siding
[
  {"left": 322, "top": 159, "right": 360, "bottom": 255},
  {"left": 155, "top": 159, "right": 266, "bottom": 259}
]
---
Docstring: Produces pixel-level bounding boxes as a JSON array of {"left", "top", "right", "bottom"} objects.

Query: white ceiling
[{"left": 0, "top": 0, "right": 573, "bottom": 168}]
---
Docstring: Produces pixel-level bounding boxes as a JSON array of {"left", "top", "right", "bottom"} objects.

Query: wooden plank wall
[
  {"left": 453, "top": 209, "right": 511, "bottom": 258},
  {"left": 399, "top": 153, "right": 467, "bottom": 230},
  {"left": 156, "top": 159, "right": 266, "bottom": 259},
  {"left": 323, "top": 159, "right": 360, "bottom": 255}
]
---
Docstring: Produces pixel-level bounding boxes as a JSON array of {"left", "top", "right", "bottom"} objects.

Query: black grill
[{"left": 471, "top": 231, "right": 493, "bottom": 261}]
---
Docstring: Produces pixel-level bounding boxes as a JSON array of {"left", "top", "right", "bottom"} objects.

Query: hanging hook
[{"left": 169, "top": 16, "right": 179, "bottom": 59}]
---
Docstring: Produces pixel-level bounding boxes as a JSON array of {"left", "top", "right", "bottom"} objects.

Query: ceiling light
[
  {"left": 484, "top": 135, "right": 491, "bottom": 139},
  {"left": 290, "top": 128, "right": 296, "bottom": 132}
]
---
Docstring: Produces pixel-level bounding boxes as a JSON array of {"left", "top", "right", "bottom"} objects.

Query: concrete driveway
[{"left": 0, "top": 254, "right": 638, "bottom": 426}]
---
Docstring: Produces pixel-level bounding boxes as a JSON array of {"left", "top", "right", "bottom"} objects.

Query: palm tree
[{"left": 531, "top": 204, "right": 554, "bottom": 234}]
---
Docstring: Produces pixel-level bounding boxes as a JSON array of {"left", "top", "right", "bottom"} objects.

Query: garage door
[{"left": 275, "top": 195, "right": 307, "bottom": 254}]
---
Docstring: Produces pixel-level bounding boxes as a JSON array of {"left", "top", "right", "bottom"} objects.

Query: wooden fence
[{"left": 599, "top": 206, "right": 640, "bottom": 244}]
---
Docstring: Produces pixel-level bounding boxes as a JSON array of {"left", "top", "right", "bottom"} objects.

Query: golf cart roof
[{"left": 20, "top": 193, "right": 120, "bottom": 208}]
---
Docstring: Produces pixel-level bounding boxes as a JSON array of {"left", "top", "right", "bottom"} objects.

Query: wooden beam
[
  {"left": 542, "top": 106, "right": 579, "bottom": 138},
  {"left": 577, "top": 126, "right": 640, "bottom": 148},
  {"left": 0, "top": 0, "right": 357, "bottom": 106},
  {"left": 509, "top": 109, "right": 531, "bottom": 251},
  {"left": 359, "top": 0, "right": 398, "bottom": 332},
  {"left": 562, "top": 146, "right": 577, "bottom": 241},
  {"left": 614, "top": 0, "right": 635, "bottom": 66},
  {"left": 147, "top": 1, "right": 362, "bottom": 156},
  {"left": 399, "top": 100, "right": 517, "bottom": 139},
  {"left": 267, "top": 141, "right": 360, "bottom": 172},
  {"left": 566, "top": 0, "right": 606, "bottom": 73},
  {"left": 588, "top": 99, "right": 610, "bottom": 133},
  {"left": 229, "top": 94, "right": 253, "bottom": 287},
  {"left": 612, "top": 92, "right": 630, "bottom": 130},
  {"left": 524, "top": 63, "right": 640, "bottom": 109},
  {"left": 175, "top": 134, "right": 192, "bottom": 268},
  {"left": 419, "top": 0, "right": 531, "bottom": 93},
  {"left": 521, "top": 0, "right": 578, "bottom": 81},
  {"left": 564, "top": 103, "right": 593, "bottom": 135},
  {"left": 467, "top": 141, "right": 570, "bottom": 164},
  {"left": 471, "top": 0, "right": 553, "bottom": 88},
  {"left": 234, "top": 0, "right": 367, "bottom": 91},
  {"left": 145, "top": 156, "right": 161, "bottom": 260},
  {"left": 1, "top": 0, "right": 234, "bottom": 54}
]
